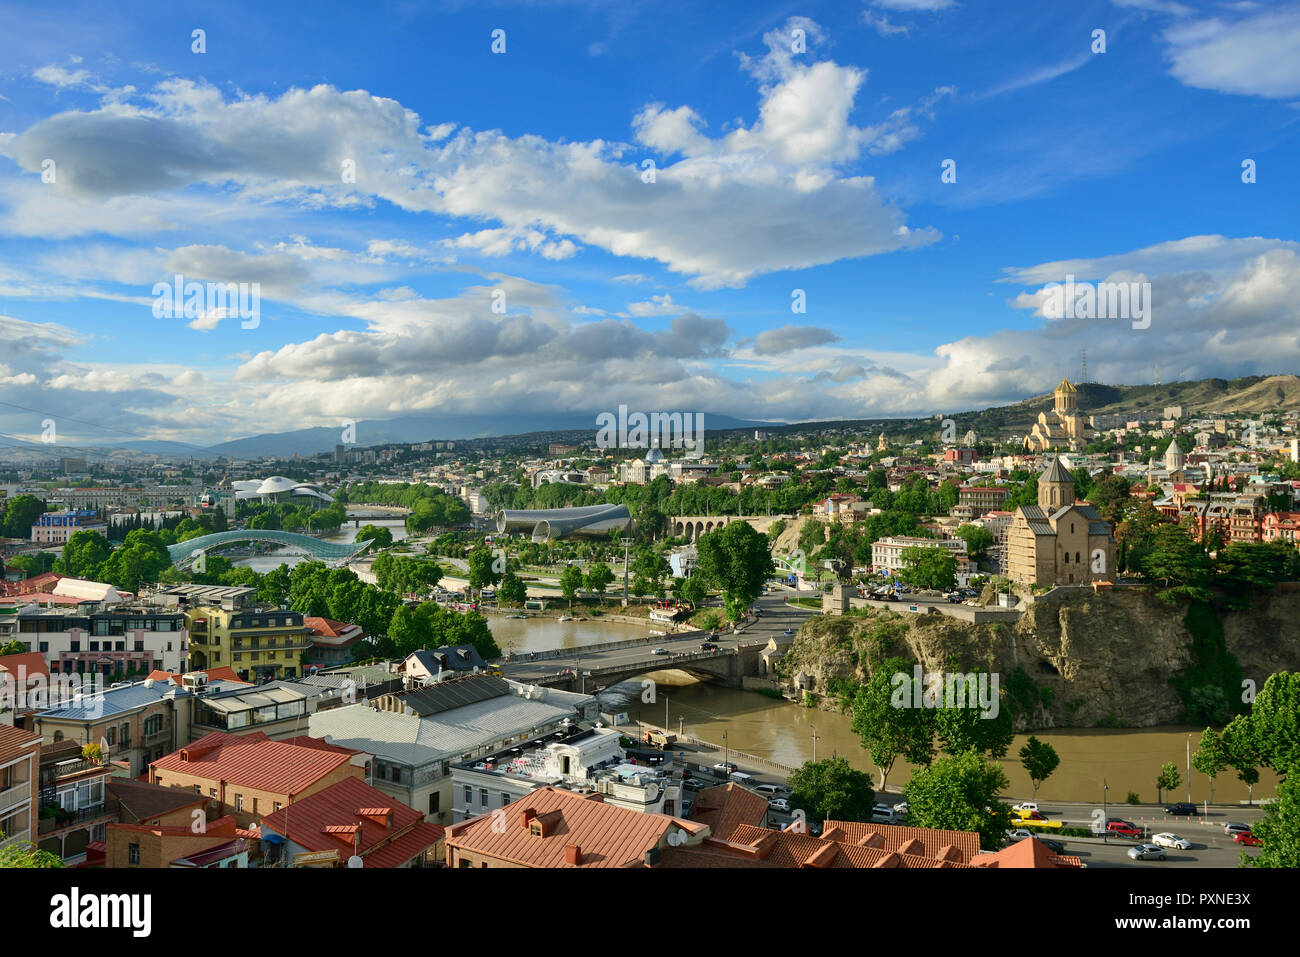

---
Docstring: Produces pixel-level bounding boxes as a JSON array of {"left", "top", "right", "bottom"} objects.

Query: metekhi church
[{"left": 1006, "top": 457, "right": 1116, "bottom": 587}]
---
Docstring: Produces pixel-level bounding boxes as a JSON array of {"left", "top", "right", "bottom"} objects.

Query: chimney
[
  {"left": 354, "top": 821, "right": 363, "bottom": 859},
  {"left": 519, "top": 807, "right": 537, "bottom": 829},
  {"left": 563, "top": 843, "right": 582, "bottom": 865}
]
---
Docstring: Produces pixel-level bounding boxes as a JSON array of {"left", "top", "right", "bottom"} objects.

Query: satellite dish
[{"left": 347, "top": 855, "right": 363, "bottom": 869}]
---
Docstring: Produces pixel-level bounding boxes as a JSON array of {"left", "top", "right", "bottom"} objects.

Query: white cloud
[{"left": 1162, "top": 7, "right": 1300, "bottom": 98}]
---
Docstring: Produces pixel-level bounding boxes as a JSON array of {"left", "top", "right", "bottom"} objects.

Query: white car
[
  {"left": 1128, "top": 843, "right": 1167, "bottom": 861},
  {"left": 893, "top": 801, "right": 909, "bottom": 815},
  {"left": 1006, "top": 828, "right": 1035, "bottom": 842},
  {"left": 768, "top": 798, "right": 791, "bottom": 813},
  {"left": 1152, "top": 832, "right": 1191, "bottom": 850},
  {"left": 1012, "top": 802, "right": 1038, "bottom": 813},
  {"left": 755, "top": 784, "right": 790, "bottom": 797}
]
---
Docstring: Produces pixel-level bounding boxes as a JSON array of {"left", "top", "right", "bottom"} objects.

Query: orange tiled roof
[
  {"left": 0, "top": 651, "right": 51, "bottom": 682},
  {"left": 259, "top": 777, "right": 443, "bottom": 868},
  {"left": 0, "top": 723, "right": 41, "bottom": 766},
  {"left": 446, "top": 787, "right": 686, "bottom": 868},
  {"left": 972, "top": 836, "right": 1086, "bottom": 868},
  {"left": 151, "top": 731, "right": 355, "bottom": 795},
  {"left": 821, "top": 819, "right": 981, "bottom": 864},
  {"left": 689, "top": 783, "right": 770, "bottom": 841},
  {"left": 146, "top": 667, "right": 251, "bottom": 686}
]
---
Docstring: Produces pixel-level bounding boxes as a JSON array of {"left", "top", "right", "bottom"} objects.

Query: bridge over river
[{"left": 498, "top": 591, "right": 817, "bottom": 692}]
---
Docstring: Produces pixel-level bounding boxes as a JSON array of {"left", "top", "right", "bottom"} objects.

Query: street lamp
[
  {"left": 723, "top": 730, "right": 729, "bottom": 774},
  {"left": 1186, "top": 733, "right": 1193, "bottom": 805},
  {"left": 1102, "top": 779, "right": 1109, "bottom": 844},
  {"left": 811, "top": 727, "right": 820, "bottom": 763}
]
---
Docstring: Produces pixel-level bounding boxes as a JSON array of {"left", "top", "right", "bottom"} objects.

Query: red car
[
  {"left": 1233, "top": 832, "right": 1262, "bottom": 846},
  {"left": 1107, "top": 820, "right": 1142, "bottom": 838}
]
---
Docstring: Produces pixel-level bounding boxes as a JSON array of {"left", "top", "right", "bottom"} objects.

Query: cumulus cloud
[
  {"left": 754, "top": 324, "right": 841, "bottom": 354},
  {"left": 1159, "top": 6, "right": 1300, "bottom": 98},
  {"left": 0, "top": 19, "right": 940, "bottom": 288}
]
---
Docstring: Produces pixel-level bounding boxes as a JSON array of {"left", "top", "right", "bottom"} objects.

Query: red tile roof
[
  {"left": 822, "top": 819, "right": 981, "bottom": 864},
  {"left": 0, "top": 652, "right": 50, "bottom": 681},
  {"left": 0, "top": 723, "right": 41, "bottom": 766},
  {"left": 689, "top": 783, "right": 770, "bottom": 841},
  {"left": 151, "top": 731, "right": 356, "bottom": 795},
  {"left": 257, "top": 777, "right": 443, "bottom": 869},
  {"left": 146, "top": 667, "right": 251, "bottom": 686},
  {"left": 972, "top": 837, "right": 1086, "bottom": 868},
  {"left": 446, "top": 787, "right": 688, "bottom": 868}
]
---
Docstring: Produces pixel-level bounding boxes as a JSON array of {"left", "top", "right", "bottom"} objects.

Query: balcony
[
  {"left": 37, "top": 803, "right": 111, "bottom": 834},
  {"left": 0, "top": 784, "right": 32, "bottom": 815},
  {"left": 38, "top": 758, "right": 105, "bottom": 786},
  {"left": 142, "top": 726, "right": 170, "bottom": 746}
]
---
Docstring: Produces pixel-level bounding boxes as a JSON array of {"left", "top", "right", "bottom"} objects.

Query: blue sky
[{"left": 1, "top": 0, "right": 1299, "bottom": 447}]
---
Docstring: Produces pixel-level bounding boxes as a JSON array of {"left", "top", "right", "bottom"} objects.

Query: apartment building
[
  {"left": 871, "top": 536, "right": 969, "bottom": 577},
  {"left": 15, "top": 602, "right": 188, "bottom": 677},
  {"left": 29, "top": 510, "right": 108, "bottom": 546},
  {"left": 258, "top": 777, "right": 444, "bottom": 868},
  {"left": 0, "top": 724, "right": 40, "bottom": 851},
  {"left": 956, "top": 486, "right": 1010, "bottom": 517},
  {"left": 179, "top": 590, "right": 311, "bottom": 682},
  {"left": 33, "top": 738, "right": 115, "bottom": 863},
  {"left": 148, "top": 730, "right": 368, "bottom": 828}
]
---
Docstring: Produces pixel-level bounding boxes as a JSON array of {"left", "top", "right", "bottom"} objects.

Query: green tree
[
  {"left": 1191, "top": 727, "right": 1229, "bottom": 805},
  {"left": 1018, "top": 736, "right": 1060, "bottom": 799},
  {"left": 0, "top": 639, "right": 27, "bottom": 657},
  {"left": 955, "top": 524, "right": 994, "bottom": 561},
  {"left": 354, "top": 524, "right": 394, "bottom": 550},
  {"left": 933, "top": 680, "right": 1014, "bottom": 759},
  {"left": 2, "top": 495, "right": 48, "bottom": 538},
  {"left": 0, "top": 832, "right": 65, "bottom": 868},
  {"left": 850, "top": 660, "right": 936, "bottom": 791},
  {"left": 677, "top": 575, "right": 707, "bottom": 608},
  {"left": 786, "top": 757, "right": 875, "bottom": 826},
  {"left": 1156, "top": 762, "right": 1181, "bottom": 805},
  {"left": 498, "top": 571, "right": 527, "bottom": 605},
  {"left": 583, "top": 563, "right": 615, "bottom": 603},
  {"left": 898, "top": 546, "right": 957, "bottom": 591},
  {"left": 559, "top": 565, "right": 584, "bottom": 606},
  {"left": 903, "top": 749, "right": 1012, "bottom": 851},
  {"left": 467, "top": 547, "right": 502, "bottom": 596},
  {"left": 57, "top": 530, "right": 112, "bottom": 578},
  {"left": 695, "top": 521, "right": 775, "bottom": 621},
  {"left": 1247, "top": 775, "right": 1300, "bottom": 869},
  {"left": 1238, "top": 671, "right": 1300, "bottom": 777}
]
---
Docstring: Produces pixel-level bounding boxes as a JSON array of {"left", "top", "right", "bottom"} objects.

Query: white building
[{"left": 871, "top": 536, "right": 974, "bottom": 585}]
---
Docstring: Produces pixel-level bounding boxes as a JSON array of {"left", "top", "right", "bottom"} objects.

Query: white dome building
[{"left": 231, "top": 477, "right": 334, "bottom": 505}]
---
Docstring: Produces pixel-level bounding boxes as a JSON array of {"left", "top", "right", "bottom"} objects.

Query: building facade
[{"left": 1006, "top": 457, "right": 1116, "bottom": 587}]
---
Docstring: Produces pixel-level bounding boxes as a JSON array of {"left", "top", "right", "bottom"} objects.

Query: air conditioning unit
[{"left": 182, "top": 672, "right": 209, "bottom": 690}]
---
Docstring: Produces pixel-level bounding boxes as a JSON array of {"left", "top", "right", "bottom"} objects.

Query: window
[
  {"left": 53, "top": 731, "right": 63, "bottom": 742},
  {"left": 235, "top": 794, "right": 243, "bottom": 812},
  {"left": 273, "top": 802, "right": 282, "bottom": 812},
  {"left": 210, "top": 789, "right": 217, "bottom": 797},
  {"left": 429, "top": 793, "right": 440, "bottom": 814},
  {"left": 106, "top": 728, "right": 116, "bottom": 746},
  {"left": 480, "top": 788, "right": 488, "bottom": 807},
  {"left": 128, "top": 843, "right": 140, "bottom": 865},
  {"left": 501, "top": 793, "right": 511, "bottom": 806},
  {"left": 463, "top": 785, "right": 473, "bottom": 803}
]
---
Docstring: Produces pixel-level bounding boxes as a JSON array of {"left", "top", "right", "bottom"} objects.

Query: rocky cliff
[{"left": 780, "top": 583, "right": 1300, "bottom": 729}]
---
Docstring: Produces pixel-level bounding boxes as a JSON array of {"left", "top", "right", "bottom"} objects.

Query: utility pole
[
  {"left": 620, "top": 536, "right": 633, "bottom": 607},
  {"left": 811, "top": 727, "right": 820, "bottom": 763},
  {"left": 1186, "top": 733, "right": 1193, "bottom": 804},
  {"left": 1102, "top": 779, "right": 1109, "bottom": 844}
]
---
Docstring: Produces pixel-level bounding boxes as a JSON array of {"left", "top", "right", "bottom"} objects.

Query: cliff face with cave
[{"left": 780, "top": 584, "right": 1300, "bottom": 729}]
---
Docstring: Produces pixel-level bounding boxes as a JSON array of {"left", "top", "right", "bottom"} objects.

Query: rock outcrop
[{"left": 780, "top": 583, "right": 1300, "bottom": 729}]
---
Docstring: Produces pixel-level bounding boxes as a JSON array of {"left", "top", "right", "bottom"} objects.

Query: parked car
[
  {"left": 1128, "top": 843, "right": 1167, "bottom": 861},
  {"left": 1233, "top": 832, "right": 1262, "bottom": 847},
  {"left": 755, "top": 784, "right": 790, "bottom": 797},
  {"left": 1152, "top": 832, "right": 1192, "bottom": 850},
  {"left": 1036, "top": 838, "right": 1067, "bottom": 854},
  {"left": 1012, "top": 802, "right": 1039, "bottom": 813},
  {"left": 652, "top": 647, "right": 670, "bottom": 655},
  {"left": 712, "top": 762, "right": 738, "bottom": 775},
  {"left": 768, "top": 798, "right": 791, "bottom": 813},
  {"left": 1224, "top": 822, "right": 1252, "bottom": 836},
  {"left": 1006, "top": 828, "right": 1036, "bottom": 841},
  {"left": 871, "top": 803, "right": 903, "bottom": 824},
  {"left": 1164, "top": 803, "right": 1198, "bottom": 816},
  {"left": 892, "top": 801, "right": 909, "bottom": 815}
]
